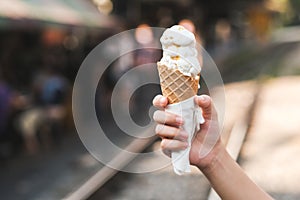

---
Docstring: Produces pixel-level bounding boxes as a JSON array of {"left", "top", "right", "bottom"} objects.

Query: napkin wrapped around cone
[{"left": 157, "top": 63, "right": 205, "bottom": 175}]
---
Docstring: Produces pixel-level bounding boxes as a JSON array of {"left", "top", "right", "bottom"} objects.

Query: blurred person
[
  {"left": 157, "top": 7, "right": 174, "bottom": 28},
  {"left": 0, "top": 77, "right": 12, "bottom": 137},
  {"left": 135, "top": 24, "right": 161, "bottom": 66},
  {"left": 213, "top": 19, "right": 236, "bottom": 61},
  {"left": 215, "top": 19, "right": 231, "bottom": 44},
  {"left": 95, "top": 26, "right": 135, "bottom": 119},
  {"left": 133, "top": 24, "right": 161, "bottom": 124},
  {"left": 247, "top": 2, "right": 273, "bottom": 44},
  {"left": 0, "top": 74, "right": 14, "bottom": 158},
  {"left": 18, "top": 56, "right": 69, "bottom": 154},
  {"left": 0, "top": 72, "right": 26, "bottom": 158},
  {"left": 179, "top": 19, "right": 196, "bottom": 33},
  {"left": 38, "top": 64, "right": 69, "bottom": 145},
  {"left": 152, "top": 95, "right": 274, "bottom": 200},
  {"left": 17, "top": 103, "right": 45, "bottom": 154}
]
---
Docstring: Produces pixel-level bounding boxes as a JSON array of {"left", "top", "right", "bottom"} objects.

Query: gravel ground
[
  {"left": 90, "top": 141, "right": 211, "bottom": 200},
  {"left": 240, "top": 77, "right": 300, "bottom": 199},
  {"left": 92, "top": 77, "right": 300, "bottom": 200}
]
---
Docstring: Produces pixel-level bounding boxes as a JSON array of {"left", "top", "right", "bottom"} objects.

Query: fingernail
[
  {"left": 176, "top": 117, "right": 183, "bottom": 124},
  {"left": 180, "top": 131, "right": 188, "bottom": 140},
  {"left": 199, "top": 95, "right": 206, "bottom": 102},
  {"left": 183, "top": 142, "right": 189, "bottom": 149},
  {"left": 160, "top": 97, "right": 166, "bottom": 104}
]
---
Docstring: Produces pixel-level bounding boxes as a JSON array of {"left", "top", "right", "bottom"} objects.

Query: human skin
[{"left": 153, "top": 94, "right": 273, "bottom": 200}]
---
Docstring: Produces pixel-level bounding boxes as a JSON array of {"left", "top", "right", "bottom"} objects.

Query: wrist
[
  {"left": 196, "top": 143, "right": 274, "bottom": 200},
  {"left": 196, "top": 141, "right": 227, "bottom": 174}
]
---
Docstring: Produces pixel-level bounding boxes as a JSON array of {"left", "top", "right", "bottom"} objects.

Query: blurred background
[{"left": 0, "top": 0, "right": 300, "bottom": 199}]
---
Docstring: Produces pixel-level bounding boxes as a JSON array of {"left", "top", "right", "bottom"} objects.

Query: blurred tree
[{"left": 289, "top": 0, "right": 300, "bottom": 24}]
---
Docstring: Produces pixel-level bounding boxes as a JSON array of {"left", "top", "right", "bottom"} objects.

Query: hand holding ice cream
[
  {"left": 153, "top": 25, "right": 274, "bottom": 200},
  {"left": 157, "top": 25, "right": 204, "bottom": 174}
]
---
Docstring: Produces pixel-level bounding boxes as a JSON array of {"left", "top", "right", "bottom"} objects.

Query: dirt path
[{"left": 240, "top": 76, "right": 300, "bottom": 199}]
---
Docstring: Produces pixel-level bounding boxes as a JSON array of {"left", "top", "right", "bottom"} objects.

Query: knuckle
[
  {"left": 160, "top": 140, "right": 168, "bottom": 149},
  {"left": 173, "top": 128, "right": 180, "bottom": 138},
  {"left": 165, "top": 112, "right": 176, "bottom": 123},
  {"left": 152, "top": 110, "right": 161, "bottom": 121},
  {"left": 180, "top": 131, "right": 188, "bottom": 140},
  {"left": 155, "top": 124, "right": 162, "bottom": 135},
  {"left": 163, "top": 139, "right": 173, "bottom": 149}
]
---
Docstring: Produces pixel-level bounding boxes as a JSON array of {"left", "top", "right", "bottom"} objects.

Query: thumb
[
  {"left": 195, "top": 95, "right": 217, "bottom": 121},
  {"left": 194, "top": 95, "right": 221, "bottom": 158}
]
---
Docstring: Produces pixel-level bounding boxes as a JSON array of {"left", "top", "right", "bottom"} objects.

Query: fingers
[
  {"left": 153, "top": 94, "right": 188, "bottom": 156},
  {"left": 161, "top": 139, "right": 188, "bottom": 151},
  {"left": 153, "top": 110, "right": 184, "bottom": 127},
  {"left": 162, "top": 148, "right": 171, "bottom": 157},
  {"left": 152, "top": 95, "right": 168, "bottom": 109},
  {"left": 195, "top": 95, "right": 217, "bottom": 121},
  {"left": 156, "top": 124, "right": 188, "bottom": 156},
  {"left": 155, "top": 124, "right": 188, "bottom": 141}
]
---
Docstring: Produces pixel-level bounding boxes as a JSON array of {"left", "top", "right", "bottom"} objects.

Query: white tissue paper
[{"left": 166, "top": 96, "right": 205, "bottom": 175}]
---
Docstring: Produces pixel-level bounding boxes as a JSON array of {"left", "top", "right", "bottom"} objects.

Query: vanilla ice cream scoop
[{"left": 159, "top": 25, "right": 201, "bottom": 77}]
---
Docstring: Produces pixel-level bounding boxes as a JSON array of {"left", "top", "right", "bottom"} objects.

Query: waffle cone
[{"left": 157, "top": 62, "right": 199, "bottom": 104}]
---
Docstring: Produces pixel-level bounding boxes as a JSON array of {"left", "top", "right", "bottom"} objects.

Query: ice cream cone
[{"left": 157, "top": 62, "right": 199, "bottom": 104}]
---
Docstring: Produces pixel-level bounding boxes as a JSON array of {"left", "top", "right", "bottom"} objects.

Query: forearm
[{"left": 199, "top": 147, "right": 273, "bottom": 200}]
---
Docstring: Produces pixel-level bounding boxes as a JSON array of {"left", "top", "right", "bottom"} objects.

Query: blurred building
[
  {"left": 111, "top": 0, "right": 297, "bottom": 48},
  {"left": 0, "top": 0, "right": 120, "bottom": 88},
  {"left": 0, "top": 0, "right": 122, "bottom": 158}
]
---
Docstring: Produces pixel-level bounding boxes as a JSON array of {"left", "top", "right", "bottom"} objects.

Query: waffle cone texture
[{"left": 157, "top": 62, "right": 199, "bottom": 104}]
